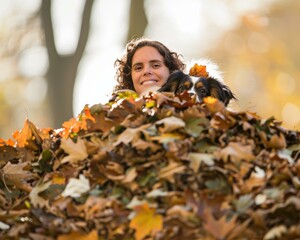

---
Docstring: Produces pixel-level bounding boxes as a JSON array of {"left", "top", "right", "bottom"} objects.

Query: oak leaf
[{"left": 203, "top": 209, "right": 237, "bottom": 239}]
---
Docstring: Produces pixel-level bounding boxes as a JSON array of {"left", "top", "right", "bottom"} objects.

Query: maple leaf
[
  {"left": 60, "top": 138, "right": 88, "bottom": 164},
  {"left": 129, "top": 203, "right": 163, "bottom": 240}
]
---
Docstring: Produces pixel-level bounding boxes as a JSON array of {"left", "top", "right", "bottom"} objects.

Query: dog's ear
[
  {"left": 158, "top": 70, "right": 193, "bottom": 94},
  {"left": 206, "top": 77, "right": 237, "bottom": 106},
  {"left": 221, "top": 84, "right": 237, "bottom": 106}
]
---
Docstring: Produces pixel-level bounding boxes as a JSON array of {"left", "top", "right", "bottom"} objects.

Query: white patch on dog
[{"left": 186, "top": 58, "right": 224, "bottom": 83}]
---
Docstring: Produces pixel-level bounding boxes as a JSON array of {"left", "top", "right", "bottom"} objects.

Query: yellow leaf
[
  {"left": 145, "top": 99, "right": 156, "bottom": 108},
  {"left": 57, "top": 230, "right": 98, "bottom": 240},
  {"left": 129, "top": 203, "right": 163, "bottom": 240},
  {"left": 203, "top": 97, "right": 225, "bottom": 114}
]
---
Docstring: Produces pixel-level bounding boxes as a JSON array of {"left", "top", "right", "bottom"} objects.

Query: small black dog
[{"left": 158, "top": 70, "right": 236, "bottom": 107}]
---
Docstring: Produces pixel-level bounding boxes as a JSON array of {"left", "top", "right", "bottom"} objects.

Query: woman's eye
[
  {"left": 152, "top": 63, "right": 160, "bottom": 68},
  {"left": 133, "top": 65, "right": 142, "bottom": 71}
]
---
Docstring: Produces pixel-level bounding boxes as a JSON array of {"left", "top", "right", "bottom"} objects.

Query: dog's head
[{"left": 158, "top": 70, "right": 236, "bottom": 107}]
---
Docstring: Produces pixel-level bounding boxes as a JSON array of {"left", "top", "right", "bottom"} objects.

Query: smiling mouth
[{"left": 141, "top": 80, "right": 158, "bottom": 85}]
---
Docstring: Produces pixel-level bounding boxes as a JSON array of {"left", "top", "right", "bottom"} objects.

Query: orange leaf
[
  {"left": 11, "top": 118, "right": 46, "bottom": 148},
  {"left": 61, "top": 106, "right": 96, "bottom": 138},
  {"left": 129, "top": 203, "right": 163, "bottom": 240},
  {"left": 189, "top": 63, "right": 209, "bottom": 77},
  {"left": 0, "top": 138, "right": 7, "bottom": 146},
  {"left": 57, "top": 230, "right": 98, "bottom": 240},
  {"left": 13, "top": 118, "right": 35, "bottom": 147}
]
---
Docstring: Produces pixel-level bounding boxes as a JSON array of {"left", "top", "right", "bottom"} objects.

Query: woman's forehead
[{"left": 132, "top": 46, "right": 163, "bottom": 64}]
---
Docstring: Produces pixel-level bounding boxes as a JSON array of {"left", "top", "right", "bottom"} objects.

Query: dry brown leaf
[
  {"left": 216, "top": 142, "right": 256, "bottom": 163},
  {"left": 60, "top": 138, "right": 88, "bottom": 164}
]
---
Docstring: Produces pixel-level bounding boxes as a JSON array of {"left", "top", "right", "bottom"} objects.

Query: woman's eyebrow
[
  {"left": 149, "top": 60, "right": 162, "bottom": 64},
  {"left": 132, "top": 59, "right": 163, "bottom": 68}
]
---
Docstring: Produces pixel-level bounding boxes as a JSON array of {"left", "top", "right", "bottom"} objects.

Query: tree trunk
[
  {"left": 126, "top": 0, "right": 148, "bottom": 42},
  {"left": 40, "top": 0, "right": 95, "bottom": 128}
]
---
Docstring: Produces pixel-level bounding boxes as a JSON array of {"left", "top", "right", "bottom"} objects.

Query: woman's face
[{"left": 131, "top": 46, "right": 170, "bottom": 95}]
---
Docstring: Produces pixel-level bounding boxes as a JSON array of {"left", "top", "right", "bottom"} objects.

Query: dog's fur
[{"left": 158, "top": 69, "right": 236, "bottom": 107}]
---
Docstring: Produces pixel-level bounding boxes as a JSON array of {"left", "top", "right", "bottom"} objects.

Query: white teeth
[{"left": 141, "top": 80, "right": 157, "bottom": 85}]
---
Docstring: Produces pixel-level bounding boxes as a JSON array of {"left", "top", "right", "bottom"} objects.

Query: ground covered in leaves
[{"left": 0, "top": 91, "right": 300, "bottom": 240}]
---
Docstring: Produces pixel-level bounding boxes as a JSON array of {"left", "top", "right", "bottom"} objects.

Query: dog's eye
[
  {"left": 178, "top": 85, "right": 188, "bottom": 93},
  {"left": 199, "top": 88, "right": 206, "bottom": 94}
]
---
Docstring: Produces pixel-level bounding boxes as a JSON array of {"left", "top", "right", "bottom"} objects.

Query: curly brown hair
[{"left": 113, "top": 37, "right": 186, "bottom": 92}]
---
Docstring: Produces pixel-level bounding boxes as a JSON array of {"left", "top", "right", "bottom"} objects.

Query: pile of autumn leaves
[{"left": 1, "top": 91, "right": 300, "bottom": 240}]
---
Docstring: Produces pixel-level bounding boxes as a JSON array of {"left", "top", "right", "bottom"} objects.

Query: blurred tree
[
  {"left": 40, "top": 0, "right": 95, "bottom": 128},
  {"left": 126, "top": 0, "right": 148, "bottom": 42}
]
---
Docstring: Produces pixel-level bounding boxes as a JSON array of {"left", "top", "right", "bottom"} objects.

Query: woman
[{"left": 113, "top": 37, "right": 186, "bottom": 95}]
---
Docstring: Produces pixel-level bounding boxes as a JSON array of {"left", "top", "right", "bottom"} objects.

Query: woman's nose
[{"left": 143, "top": 65, "right": 152, "bottom": 75}]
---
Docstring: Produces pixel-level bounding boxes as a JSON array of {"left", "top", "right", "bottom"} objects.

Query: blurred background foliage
[{"left": 0, "top": 0, "right": 299, "bottom": 140}]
